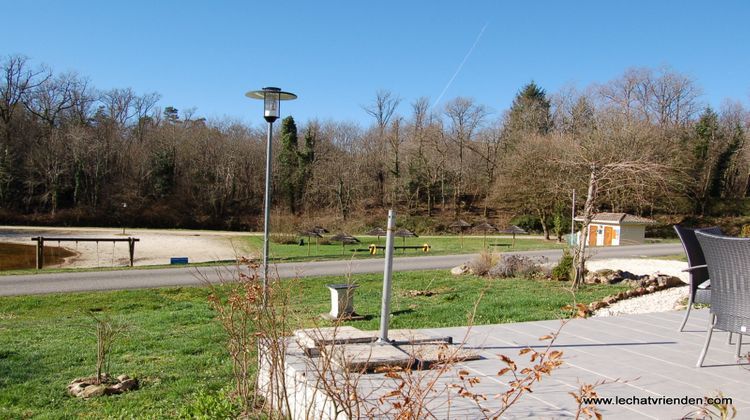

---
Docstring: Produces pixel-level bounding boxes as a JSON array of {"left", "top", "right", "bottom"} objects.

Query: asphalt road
[{"left": 0, "top": 243, "right": 683, "bottom": 296}]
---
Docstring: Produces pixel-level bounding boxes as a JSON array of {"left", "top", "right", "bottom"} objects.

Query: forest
[{"left": 1, "top": 54, "right": 748, "bottom": 236}]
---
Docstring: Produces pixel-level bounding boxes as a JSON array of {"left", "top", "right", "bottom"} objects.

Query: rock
[
  {"left": 603, "top": 296, "right": 618, "bottom": 305},
  {"left": 67, "top": 383, "right": 87, "bottom": 397},
  {"left": 118, "top": 378, "right": 139, "bottom": 392},
  {"left": 590, "top": 301, "right": 608, "bottom": 310},
  {"left": 451, "top": 264, "right": 471, "bottom": 276},
  {"left": 116, "top": 374, "right": 130, "bottom": 382},
  {"left": 656, "top": 275, "right": 683, "bottom": 288},
  {"left": 646, "top": 285, "right": 656, "bottom": 293},
  {"left": 634, "top": 287, "right": 646, "bottom": 296},
  {"left": 82, "top": 384, "right": 107, "bottom": 398},
  {"left": 584, "top": 272, "right": 600, "bottom": 284}
]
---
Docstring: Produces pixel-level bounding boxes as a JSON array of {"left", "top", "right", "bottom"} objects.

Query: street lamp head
[{"left": 245, "top": 86, "right": 297, "bottom": 123}]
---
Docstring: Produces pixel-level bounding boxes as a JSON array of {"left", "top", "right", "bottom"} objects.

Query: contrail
[{"left": 432, "top": 22, "right": 489, "bottom": 109}]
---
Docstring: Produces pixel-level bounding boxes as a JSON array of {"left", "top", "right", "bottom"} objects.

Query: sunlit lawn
[
  {"left": 0, "top": 269, "right": 626, "bottom": 418},
  {"left": 244, "top": 234, "right": 568, "bottom": 262}
]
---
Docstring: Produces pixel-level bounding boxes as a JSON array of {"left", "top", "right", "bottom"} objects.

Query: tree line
[{"left": 1, "top": 54, "right": 748, "bottom": 234}]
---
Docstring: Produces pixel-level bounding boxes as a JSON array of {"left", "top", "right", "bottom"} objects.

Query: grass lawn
[
  {"left": 244, "top": 235, "right": 567, "bottom": 263},
  {"left": 0, "top": 270, "right": 628, "bottom": 418}
]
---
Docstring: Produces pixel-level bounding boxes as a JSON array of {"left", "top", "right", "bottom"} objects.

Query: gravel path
[{"left": 588, "top": 258, "right": 690, "bottom": 317}]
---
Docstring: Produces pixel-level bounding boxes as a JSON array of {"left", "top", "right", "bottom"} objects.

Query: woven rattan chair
[
  {"left": 695, "top": 231, "right": 749, "bottom": 367},
  {"left": 674, "top": 225, "right": 723, "bottom": 332}
]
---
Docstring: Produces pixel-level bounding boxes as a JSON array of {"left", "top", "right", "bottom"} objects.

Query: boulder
[
  {"left": 656, "top": 275, "right": 684, "bottom": 288},
  {"left": 451, "top": 264, "right": 472, "bottom": 276},
  {"left": 82, "top": 384, "right": 107, "bottom": 398}
]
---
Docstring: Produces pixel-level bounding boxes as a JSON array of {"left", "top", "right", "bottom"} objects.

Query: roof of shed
[{"left": 573, "top": 212, "right": 656, "bottom": 225}]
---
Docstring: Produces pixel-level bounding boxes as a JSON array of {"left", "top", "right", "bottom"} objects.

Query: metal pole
[
  {"left": 378, "top": 209, "right": 397, "bottom": 343},
  {"left": 262, "top": 120, "right": 274, "bottom": 306}
]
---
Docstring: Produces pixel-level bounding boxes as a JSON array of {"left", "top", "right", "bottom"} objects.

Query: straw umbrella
[
  {"left": 330, "top": 233, "right": 360, "bottom": 255},
  {"left": 311, "top": 226, "right": 329, "bottom": 235},
  {"left": 473, "top": 222, "right": 497, "bottom": 249},
  {"left": 449, "top": 219, "right": 472, "bottom": 249},
  {"left": 497, "top": 225, "right": 527, "bottom": 247},
  {"left": 394, "top": 228, "right": 418, "bottom": 252},
  {"left": 366, "top": 227, "right": 387, "bottom": 243},
  {"left": 299, "top": 230, "right": 323, "bottom": 256}
]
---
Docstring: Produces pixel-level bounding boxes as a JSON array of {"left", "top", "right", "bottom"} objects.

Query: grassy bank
[{"left": 0, "top": 270, "right": 628, "bottom": 418}]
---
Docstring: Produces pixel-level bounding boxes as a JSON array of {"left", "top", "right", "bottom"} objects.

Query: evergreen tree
[
  {"left": 712, "top": 121, "right": 744, "bottom": 198},
  {"left": 505, "top": 81, "right": 552, "bottom": 136},
  {"left": 278, "top": 116, "right": 300, "bottom": 214},
  {"left": 692, "top": 107, "right": 722, "bottom": 213}
]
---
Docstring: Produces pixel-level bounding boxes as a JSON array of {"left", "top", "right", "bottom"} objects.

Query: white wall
[{"left": 619, "top": 225, "right": 646, "bottom": 245}]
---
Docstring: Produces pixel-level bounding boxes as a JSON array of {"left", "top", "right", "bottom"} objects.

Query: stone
[
  {"left": 451, "top": 264, "right": 471, "bottom": 276},
  {"left": 114, "top": 378, "right": 138, "bottom": 392},
  {"left": 116, "top": 374, "right": 130, "bottom": 382},
  {"left": 294, "top": 326, "right": 377, "bottom": 356},
  {"left": 646, "top": 285, "right": 656, "bottom": 293},
  {"left": 603, "top": 296, "right": 618, "bottom": 305},
  {"left": 656, "top": 275, "right": 684, "bottom": 288},
  {"left": 81, "top": 384, "right": 107, "bottom": 398},
  {"left": 325, "top": 343, "right": 413, "bottom": 372},
  {"left": 590, "top": 301, "right": 608, "bottom": 310},
  {"left": 67, "top": 383, "right": 87, "bottom": 397}
]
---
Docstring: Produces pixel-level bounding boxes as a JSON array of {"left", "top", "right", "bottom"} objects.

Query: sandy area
[{"left": 0, "top": 226, "right": 258, "bottom": 268}]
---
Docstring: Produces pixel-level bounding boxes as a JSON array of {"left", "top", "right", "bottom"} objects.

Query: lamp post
[{"left": 245, "top": 87, "right": 297, "bottom": 304}]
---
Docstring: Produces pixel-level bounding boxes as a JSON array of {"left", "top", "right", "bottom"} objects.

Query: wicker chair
[
  {"left": 695, "top": 231, "right": 749, "bottom": 367},
  {"left": 674, "top": 225, "right": 723, "bottom": 332}
]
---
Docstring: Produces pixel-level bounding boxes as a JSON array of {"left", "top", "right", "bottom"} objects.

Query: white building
[{"left": 574, "top": 213, "right": 656, "bottom": 246}]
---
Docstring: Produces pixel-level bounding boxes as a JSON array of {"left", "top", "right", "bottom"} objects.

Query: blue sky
[{"left": 2, "top": 0, "right": 749, "bottom": 126}]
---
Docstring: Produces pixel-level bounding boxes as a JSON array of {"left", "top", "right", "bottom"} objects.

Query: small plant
[
  {"left": 178, "top": 389, "right": 239, "bottom": 420},
  {"left": 741, "top": 224, "right": 750, "bottom": 238},
  {"left": 87, "top": 312, "right": 125, "bottom": 384},
  {"left": 469, "top": 251, "right": 497, "bottom": 276},
  {"left": 552, "top": 248, "right": 574, "bottom": 281}
]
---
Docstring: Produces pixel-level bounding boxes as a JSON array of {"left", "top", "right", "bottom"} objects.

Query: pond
[{"left": 0, "top": 242, "right": 76, "bottom": 270}]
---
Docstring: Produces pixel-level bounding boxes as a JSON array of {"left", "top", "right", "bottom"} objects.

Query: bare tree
[
  {"left": 444, "top": 97, "right": 487, "bottom": 214},
  {"left": 563, "top": 119, "right": 679, "bottom": 287}
]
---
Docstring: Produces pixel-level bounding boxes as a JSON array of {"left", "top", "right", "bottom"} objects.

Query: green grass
[
  {"left": 0, "top": 270, "right": 627, "bottom": 418},
  {"left": 246, "top": 235, "right": 566, "bottom": 263}
]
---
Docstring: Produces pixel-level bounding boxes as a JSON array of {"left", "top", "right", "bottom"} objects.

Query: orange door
[
  {"left": 588, "top": 225, "right": 598, "bottom": 246},
  {"left": 604, "top": 226, "right": 614, "bottom": 246}
]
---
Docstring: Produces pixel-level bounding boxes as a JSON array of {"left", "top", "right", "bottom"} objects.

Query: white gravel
[{"left": 587, "top": 258, "right": 690, "bottom": 317}]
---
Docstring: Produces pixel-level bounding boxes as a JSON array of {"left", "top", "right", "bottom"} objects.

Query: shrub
[
  {"left": 468, "top": 251, "right": 497, "bottom": 276},
  {"left": 510, "top": 214, "right": 542, "bottom": 233},
  {"left": 552, "top": 248, "right": 574, "bottom": 281},
  {"left": 741, "top": 224, "right": 750, "bottom": 238},
  {"left": 488, "top": 255, "right": 548, "bottom": 279}
]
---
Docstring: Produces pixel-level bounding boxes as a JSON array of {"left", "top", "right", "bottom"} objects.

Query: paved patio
[{"left": 279, "top": 309, "right": 749, "bottom": 419}]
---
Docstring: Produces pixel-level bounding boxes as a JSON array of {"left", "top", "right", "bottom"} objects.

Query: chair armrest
[{"left": 682, "top": 264, "right": 707, "bottom": 273}]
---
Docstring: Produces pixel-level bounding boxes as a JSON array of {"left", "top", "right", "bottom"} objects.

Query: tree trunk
[
  {"left": 538, "top": 209, "right": 550, "bottom": 241},
  {"left": 574, "top": 167, "right": 598, "bottom": 288}
]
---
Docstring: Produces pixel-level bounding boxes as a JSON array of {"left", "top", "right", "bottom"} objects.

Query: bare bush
[
  {"left": 487, "top": 255, "right": 549, "bottom": 279},
  {"left": 205, "top": 258, "right": 294, "bottom": 417},
  {"left": 86, "top": 312, "right": 126, "bottom": 384},
  {"left": 468, "top": 251, "right": 497, "bottom": 276}
]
